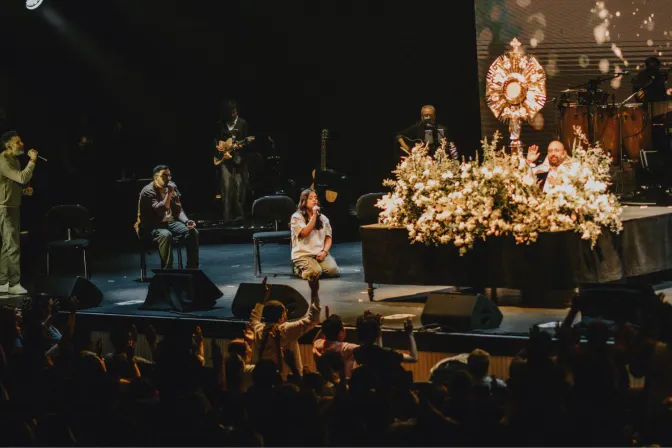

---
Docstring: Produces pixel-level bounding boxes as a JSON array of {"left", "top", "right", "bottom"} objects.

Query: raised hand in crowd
[
  {"left": 193, "top": 326, "right": 205, "bottom": 364},
  {"left": 309, "top": 277, "right": 320, "bottom": 307},
  {"left": 261, "top": 276, "right": 272, "bottom": 304},
  {"left": 244, "top": 321, "right": 255, "bottom": 347},
  {"left": 403, "top": 318, "right": 419, "bottom": 363}
]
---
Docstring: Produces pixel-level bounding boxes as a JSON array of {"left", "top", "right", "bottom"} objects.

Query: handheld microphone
[{"left": 168, "top": 181, "right": 181, "bottom": 196}]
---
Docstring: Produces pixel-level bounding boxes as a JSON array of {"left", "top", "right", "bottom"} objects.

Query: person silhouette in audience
[
  {"left": 353, "top": 310, "right": 418, "bottom": 390},
  {"left": 313, "top": 309, "right": 359, "bottom": 379},
  {"left": 248, "top": 277, "right": 321, "bottom": 379}
]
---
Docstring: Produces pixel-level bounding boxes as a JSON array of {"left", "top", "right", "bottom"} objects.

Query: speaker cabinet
[
  {"left": 421, "top": 293, "right": 503, "bottom": 332},
  {"left": 140, "top": 269, "right": 223, "bottom": 312},
  {"left": 33, "top": 276, "right": 103, "bottom": 309},
  {"left": 232, "top": 283, "right": 308, "bottom": 320}
]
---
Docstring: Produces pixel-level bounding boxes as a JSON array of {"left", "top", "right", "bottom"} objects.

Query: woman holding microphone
[{"left": 290, "top": 189, "right": 340, "bottom": 280}]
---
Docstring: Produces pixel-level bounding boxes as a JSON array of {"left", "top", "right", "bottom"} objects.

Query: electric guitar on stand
[
  {"left": 213, "top": 136, "right": 255, "bottom": 166},
  {"left": 311, "top": 129, "right": 345, "bottom": 203}
]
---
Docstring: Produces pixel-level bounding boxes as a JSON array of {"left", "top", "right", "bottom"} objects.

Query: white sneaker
[
  {"left": 8, "top": 284, "right": 28, "bottom": 295},
  {"left": 0, "top": 283, "right": 8, "bottom": 293}
]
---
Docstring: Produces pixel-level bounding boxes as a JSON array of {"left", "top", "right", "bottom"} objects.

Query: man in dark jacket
[{"left": 137, "top": 164, "right": 199, "bottom": 269}]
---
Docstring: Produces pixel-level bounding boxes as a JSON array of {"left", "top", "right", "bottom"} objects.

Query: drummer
[{"left": 632, "top": 56, "right": 669, "bottom": 104}]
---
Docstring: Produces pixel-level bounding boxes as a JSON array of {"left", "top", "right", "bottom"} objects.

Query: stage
[
  {"left": 70, "top": 242, "right": 575, "bottom": 333},
  {"left": 4, "top": 237, "right": 671, "bottom": 337}
]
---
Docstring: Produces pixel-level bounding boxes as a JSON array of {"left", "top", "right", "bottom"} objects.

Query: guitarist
[
  {"left": 216, "top": 100, "right": 250, "bottom": 224},
  {"left": 395, "top": 105, "right": 457, "bottom": 159}
]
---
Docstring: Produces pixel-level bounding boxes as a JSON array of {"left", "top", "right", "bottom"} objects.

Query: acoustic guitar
[
  {"left": 213, "top": 136, "right": 256, "bottom": 166},
  {"left": 311, "top": 129, "right": 338, "bottom": 203}
]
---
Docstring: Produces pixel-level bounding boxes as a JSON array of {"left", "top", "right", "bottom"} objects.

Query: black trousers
[{"left": 219, "top": 162, "right": 248, "bottom": 222}]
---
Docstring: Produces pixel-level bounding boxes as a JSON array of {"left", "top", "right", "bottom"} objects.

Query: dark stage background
[{"left": 0, "top": 0, "right": 482, "bottom": 232}]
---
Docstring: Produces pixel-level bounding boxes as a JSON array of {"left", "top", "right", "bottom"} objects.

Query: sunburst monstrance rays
[{"left": 486, "top": 38, "right": 546, "bottom": 148}]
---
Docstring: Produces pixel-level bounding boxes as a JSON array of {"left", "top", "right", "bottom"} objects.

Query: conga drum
[
  {"left": 621, "top": 103, "right": 652, "bottom": 161},
  {"left": 593, "top": 105, "right": 620, "bottom": 160},
  {"left": 559, "top": 104, "right": 588, "bottom": 153}
]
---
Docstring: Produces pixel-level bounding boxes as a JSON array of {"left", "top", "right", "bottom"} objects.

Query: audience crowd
[{"left": 1, "top": 279, "right": 672, "bottom": 447}]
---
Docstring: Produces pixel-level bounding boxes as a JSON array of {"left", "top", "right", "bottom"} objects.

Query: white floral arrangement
[{"left": 376, "top": 128, "right": 623, "bottom": 255}]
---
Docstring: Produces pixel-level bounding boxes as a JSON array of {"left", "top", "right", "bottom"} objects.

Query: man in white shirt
[{"left": 526, "top": 140, "right": 572, "bottom": 192}]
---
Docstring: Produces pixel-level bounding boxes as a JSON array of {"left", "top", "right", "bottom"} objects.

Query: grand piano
[{"left": 361, "top": 206, "right": 672, "bottom": 300}]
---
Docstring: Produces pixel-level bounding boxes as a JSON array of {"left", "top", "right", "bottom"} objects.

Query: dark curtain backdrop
[{"left": 0, "top": 0, "right": 481, "bottom": 217}]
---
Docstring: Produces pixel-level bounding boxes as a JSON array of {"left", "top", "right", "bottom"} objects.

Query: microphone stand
[{"left": 616, "top": 83, "right": 648, "bottom": 197}]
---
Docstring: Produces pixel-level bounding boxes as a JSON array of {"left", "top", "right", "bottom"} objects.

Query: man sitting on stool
[{"left": 137, "top": 165, "right": 199, "bottom": 269}]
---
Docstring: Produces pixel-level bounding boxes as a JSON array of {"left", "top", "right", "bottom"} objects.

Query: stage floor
[{"left": 3, "top": 241, "right": 671, "bottom": 336}]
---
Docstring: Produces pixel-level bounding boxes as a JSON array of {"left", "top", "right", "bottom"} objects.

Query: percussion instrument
[
  {"left": 558, "top": 101, "right": 654, "bottom": 162},
  {"left": 593, "top": 105, "right": 620, "bottom": 159},
  {"left": 559, "top": 88, "right": 610, "bottom": 106},
  {"left": 559, "top": 103, "right": 588, "bottom": 152},
  {"left": 578, "top": 89, "right": 610, "bottom": 106},
  {"left": 621, "top": 103, "right": 652, "bottom": 161},
  {"left": 650, "top": 100, "right": 672, "bottom": 118}
]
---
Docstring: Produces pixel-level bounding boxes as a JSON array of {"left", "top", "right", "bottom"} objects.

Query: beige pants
[
  {"left": 293, "top": 255, "right": 340, "bottom": 280},
  {"left": 0, "top": 206, "right": 21, "bottom": 286}
]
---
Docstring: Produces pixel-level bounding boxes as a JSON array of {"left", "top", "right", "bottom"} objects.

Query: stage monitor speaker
[
  {"left": 577, "top": 283, "right": 657, "bottom": 327},
  {"left": 232, "top": 283, "right": 309, "bottom": 321},
  {"left": 140, "top": 269, "right": 223, "bottom": 312},
  {"left": 33, "top": 276, "right": 103, "bottom": 309},
  {"left": 421, "top": 292, "right": 503, "bottom": 332}
]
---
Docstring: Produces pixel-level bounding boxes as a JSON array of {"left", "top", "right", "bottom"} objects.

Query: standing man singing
[
  {"left": 0, "top": 131, "right": 38, "bottom": 295},
  {"left": 216, "top": 100, "right": 250, "bottom": 224},
  {"left": 137, "top": 165, "right": 199, "bottom": 269}
]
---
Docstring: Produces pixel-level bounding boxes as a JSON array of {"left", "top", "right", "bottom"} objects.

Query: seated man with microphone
[{"left": 137, "top": 165, "right": 199, "bottom": 269}]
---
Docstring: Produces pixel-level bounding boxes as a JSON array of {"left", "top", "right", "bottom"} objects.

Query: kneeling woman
[{"left": 291, "top": 189, "right": 340, "bottom": 280}]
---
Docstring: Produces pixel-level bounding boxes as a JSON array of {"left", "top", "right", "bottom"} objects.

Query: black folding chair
[
  {"left": 356, "top": 192, "right": 386, "bottom": 225},
  {"left": 251, "top": 195, "right": 296, "bottom": 277}
]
